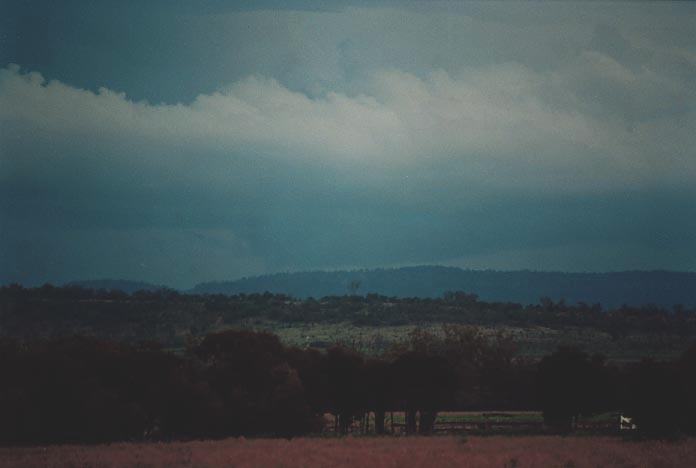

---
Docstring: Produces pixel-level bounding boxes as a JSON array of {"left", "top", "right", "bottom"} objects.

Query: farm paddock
[
  {"left": 2, "top": 436, "right": 695, "bottom": 468},
  {"left": 322, "top": 411, "right": 625, "bottom": 435}
]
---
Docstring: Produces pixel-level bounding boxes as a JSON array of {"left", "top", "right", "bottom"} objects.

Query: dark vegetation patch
[{"left": 1, "top": 325, "right": 696, "bottom": 444}]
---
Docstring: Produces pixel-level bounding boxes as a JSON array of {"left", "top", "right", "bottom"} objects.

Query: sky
[{"left": 1, "top": 0, "right": 695, "bottom": 288}]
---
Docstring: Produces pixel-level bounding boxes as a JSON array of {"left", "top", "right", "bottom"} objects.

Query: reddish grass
[{"left": 1, "top": 436, "right": 694, "bottom": 467}]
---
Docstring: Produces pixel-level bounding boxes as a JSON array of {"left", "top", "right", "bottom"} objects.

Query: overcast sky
[{"left": 1, "top": 0, "right": 695, "bottom": 288}]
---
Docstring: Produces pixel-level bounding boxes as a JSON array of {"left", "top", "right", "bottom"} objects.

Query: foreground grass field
[{"left": 2, "top": 436, "right": 695, "bottom": 468}]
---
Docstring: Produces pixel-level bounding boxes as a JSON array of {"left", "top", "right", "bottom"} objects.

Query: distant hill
[
  {"left": 190, "top": 266, "right": 696, "bottom": 308},
  {"left": 66, "top": 279, "right": 168, "bottom": 294}
]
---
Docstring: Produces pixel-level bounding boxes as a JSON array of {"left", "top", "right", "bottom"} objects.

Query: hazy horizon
[
  {"left": 50, "top": 265, "right": 696, "bottom": 292},
  {"left": 2, "top": 1, "right": 695, "bottom": 289}
]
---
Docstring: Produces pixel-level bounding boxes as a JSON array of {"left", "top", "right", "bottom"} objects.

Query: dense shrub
[
  {"left": 623, "top": 343, "right": 696, "bottom": 437},
  {"left": 537, "top": 347, "right": 614, "bottom": 431}
]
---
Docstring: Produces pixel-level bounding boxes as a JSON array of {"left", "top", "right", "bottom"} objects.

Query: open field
[
  {"left": 162, "top": 320, "right": 693, "bottom": 361},
  {"left": 2, "top": 436, "right": 695, "bottom": 468},
  {"left": 264, "top": 321, "right": 692, "bottom": 360}
]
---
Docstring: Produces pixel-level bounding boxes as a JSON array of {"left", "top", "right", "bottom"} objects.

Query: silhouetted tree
[
  {"left": 537, "top": 347, "right": 611, "bottom": 432},
  {"left": 325, "top": 346, "right": 366, "bottom": 434}
]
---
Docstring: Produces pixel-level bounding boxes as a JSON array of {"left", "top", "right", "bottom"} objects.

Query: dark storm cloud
[{"left": 1, "top": 1, "right": 695, "bottom": 287}]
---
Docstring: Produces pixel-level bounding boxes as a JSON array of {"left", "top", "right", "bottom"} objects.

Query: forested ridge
[{"left": 190, "top": 267, "right": 696, "bottom": 308}]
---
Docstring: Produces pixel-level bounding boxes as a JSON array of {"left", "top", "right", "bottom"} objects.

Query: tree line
[
  {"left": 1, "top": 325, "right": 695, "bottom": 445},
  {"left": 2, "top": 284, "right": 695, "bottom": 348}
]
